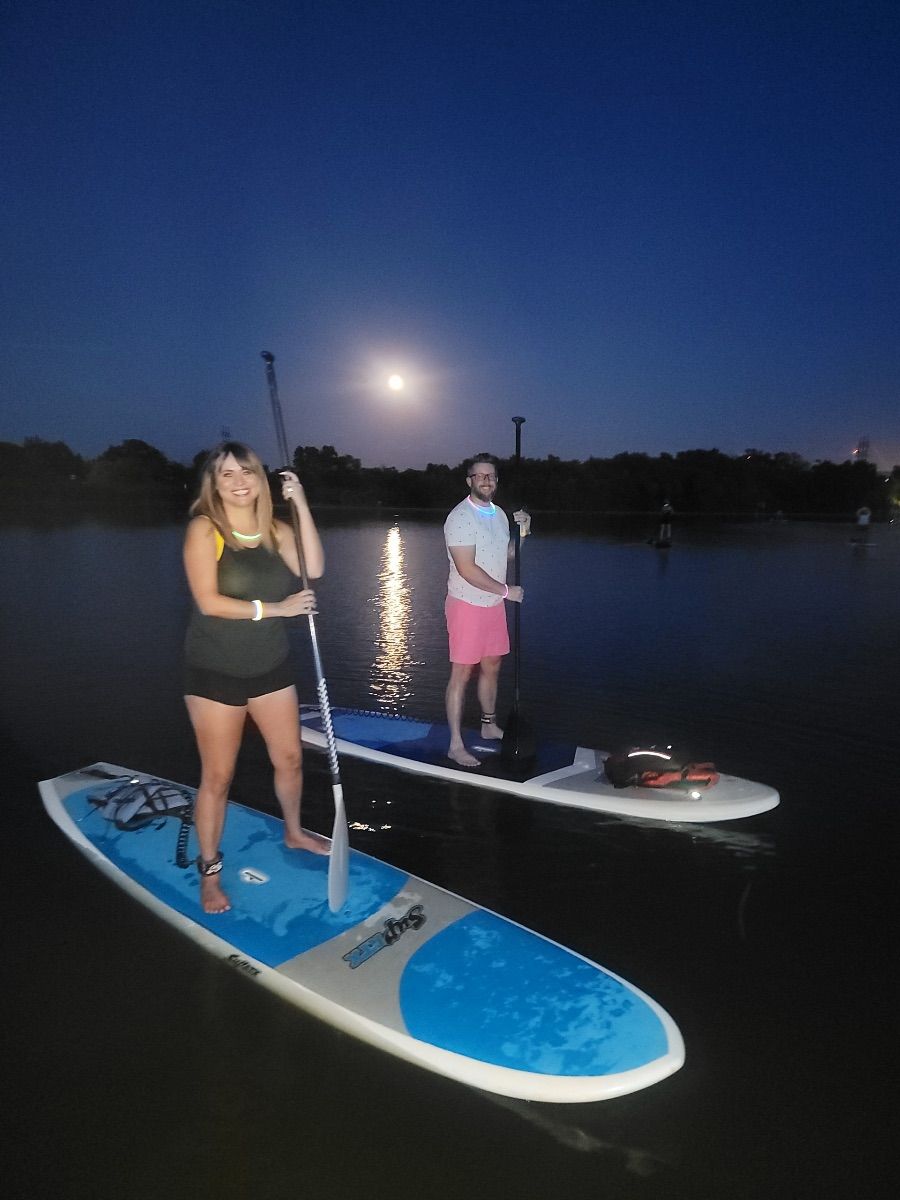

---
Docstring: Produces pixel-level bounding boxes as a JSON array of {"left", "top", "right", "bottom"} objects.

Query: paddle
[
  {"left": 260, "top": 351, "right": 349, "bottom": 912},
  {"left": 501, "top": 416, "right": 537, "bottom": 763}
]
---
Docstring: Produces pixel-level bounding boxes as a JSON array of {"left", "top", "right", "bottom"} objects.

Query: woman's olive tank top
[{"left": 184, "top": 529, "right": 297, "bottom": 678}]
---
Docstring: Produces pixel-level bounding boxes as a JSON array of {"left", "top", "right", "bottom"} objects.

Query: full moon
[{"left": 387, "top": 374, "right": 405, "bottom": 391}]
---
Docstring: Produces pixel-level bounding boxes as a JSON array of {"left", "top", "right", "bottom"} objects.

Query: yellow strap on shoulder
[{"left": 213, "top": 527, "right": 225, "bottom": 561}]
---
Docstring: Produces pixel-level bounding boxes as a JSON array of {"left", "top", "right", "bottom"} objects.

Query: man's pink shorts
[{"left": 445, "top": 595, "right": 510, "bottom": 664}]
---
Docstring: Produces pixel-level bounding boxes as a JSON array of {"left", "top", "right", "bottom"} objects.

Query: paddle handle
[{"left": 261, "top": 351, "right": 310, "bottom": 589}]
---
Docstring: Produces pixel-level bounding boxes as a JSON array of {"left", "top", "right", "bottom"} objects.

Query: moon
[{"left": 387, "top": 374, "right": 405, "bottom": 391}]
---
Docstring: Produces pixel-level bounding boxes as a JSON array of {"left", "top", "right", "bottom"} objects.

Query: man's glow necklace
[{"left": 467, "top": 496, "right": 496, "bottom": 516}]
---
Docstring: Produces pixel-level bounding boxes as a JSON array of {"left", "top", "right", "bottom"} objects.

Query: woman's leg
[
  {"left": 185, "top": 694, "right": 247, "bottom": 913},
  {"left": 248, "top": 685, "right": 328, "bottom": 854}
]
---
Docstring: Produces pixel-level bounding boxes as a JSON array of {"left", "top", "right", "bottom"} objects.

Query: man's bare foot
[
  {"left": 284, "top": 829, "right": 331, "bottom": 855},
  {"left": 448, "top": 745, "right": 481, "bottom": 768},
  {"left": 200, "top": 873, "right": 231, "bottom": 914},
  {"left": 480, "top": 721, "right": 504, "bottom": 740}
]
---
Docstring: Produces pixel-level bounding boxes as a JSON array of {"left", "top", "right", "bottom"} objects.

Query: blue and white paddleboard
[
  {"left": 40, "top": 764, "right": 684, "bottom": 1103},
  {"left": 300, "top": 707, "right": 780, "bottom": 822}
]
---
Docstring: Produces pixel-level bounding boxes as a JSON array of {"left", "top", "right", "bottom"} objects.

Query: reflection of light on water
[{"left": 370, "top": 524, "right": 421, "bottom": 710}]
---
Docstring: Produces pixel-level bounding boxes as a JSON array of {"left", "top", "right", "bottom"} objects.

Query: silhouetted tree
[
  {"left": 21, "top": 436, "right": 86, "bottom": 480},
  {"left": 88, "top": 439, "right": 189, "bottom": 489}
]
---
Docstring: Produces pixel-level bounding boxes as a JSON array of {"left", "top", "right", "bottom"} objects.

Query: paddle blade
[
  {"left": 500, "top": 707, "right": 537, "bottom": 763},
  {"left": 327, "top": 784, "right": 349, "bottom": 912}
]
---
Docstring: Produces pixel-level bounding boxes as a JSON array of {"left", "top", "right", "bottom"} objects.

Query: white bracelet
[{"left": 251, "top": 599, "right": 263, "bottom": 621}]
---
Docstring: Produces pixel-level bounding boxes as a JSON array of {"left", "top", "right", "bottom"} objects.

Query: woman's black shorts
[{"left": 184, "top": 659, "right": 296, "bottom": 706}]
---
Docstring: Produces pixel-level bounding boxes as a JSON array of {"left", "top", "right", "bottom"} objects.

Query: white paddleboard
[
  {"left": 300, "top": 707, "right": 780, "bottom": 822},
  {"left": 40, "top": 763, "right": 684, "bottom": 1103}
]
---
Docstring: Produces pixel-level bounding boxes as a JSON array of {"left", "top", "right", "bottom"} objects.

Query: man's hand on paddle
[{"left": 513, "top": 509, "right": 531, "bottom": 537}]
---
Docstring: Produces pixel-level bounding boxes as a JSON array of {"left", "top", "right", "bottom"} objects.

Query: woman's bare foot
[
  {"left": 480, "top": 721, "right": 504, "bottom": 740},
  {"left": 448, "top": 744, "right": 481, "bottom": 768},
  {"left": 200, "top": 873, "right": 231, "bottom": 914},
  {"left": 284, "top": 829, "right": 331, "bottom": 855}
]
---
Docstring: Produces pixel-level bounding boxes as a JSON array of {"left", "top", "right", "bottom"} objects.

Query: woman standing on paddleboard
[{"left": 183, "top": 442, "right": 329, "bottom": 914}]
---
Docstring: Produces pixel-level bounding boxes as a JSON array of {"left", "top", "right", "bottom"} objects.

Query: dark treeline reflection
[{"left": 3, "top": 436, "right": 898, "bottom": 519}]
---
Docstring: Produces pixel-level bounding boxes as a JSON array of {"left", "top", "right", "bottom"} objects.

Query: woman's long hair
[{"left": 190, "top": 442, "right": 277, "bottom": 551}]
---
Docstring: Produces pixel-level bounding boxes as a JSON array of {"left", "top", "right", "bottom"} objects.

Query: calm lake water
[{"left": 2, "top": 511, "right": 896, "bottom": 1199}]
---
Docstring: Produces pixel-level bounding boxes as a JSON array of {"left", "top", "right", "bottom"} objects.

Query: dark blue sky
[{"left": 3, "top": 0, "right": 898, "bottom": 470}]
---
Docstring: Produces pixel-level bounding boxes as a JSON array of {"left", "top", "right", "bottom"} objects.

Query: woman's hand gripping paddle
[
  {"left": 261, "top": 351, "right": 348, "bottom": 912},
  {"left": 501, "top": 416, "right": 537, "bottom": 764}
]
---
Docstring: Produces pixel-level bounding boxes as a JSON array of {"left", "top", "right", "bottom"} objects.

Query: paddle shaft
[
  {"left": 511, "top": 416, "right": 525, "bottom": 710},
  {"left": 260, "top": 351, "right": 348, "bottom": 911}
]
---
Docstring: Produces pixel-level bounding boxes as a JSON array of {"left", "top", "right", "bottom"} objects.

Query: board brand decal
[
  {"left": 227, "top": 953, "right": 261, "bottom": 977},
  {"left": 238, "top": 867, "right": 269, "bottom": 885},
  {"left": 343, "top": 904, "right": 426, "bottom": 969}
]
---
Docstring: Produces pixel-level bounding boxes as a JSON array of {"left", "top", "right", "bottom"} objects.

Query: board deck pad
[
  {"left": 305, "top": 709, "right": 576, "bottom": 777},
  {"left": 40, "top": 764, "right": 684, "bottom": 1103},
  {"left": 301, "top": 706, "right": 780, "bottom": 822}
]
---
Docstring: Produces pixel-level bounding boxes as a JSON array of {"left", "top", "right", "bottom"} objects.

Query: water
[{"left": 2, "top": 513, "right": 896, "bottom": 1199}]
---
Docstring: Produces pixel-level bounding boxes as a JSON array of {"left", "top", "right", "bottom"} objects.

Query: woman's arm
[{"left": 275, "top": 473, "right": 325, "bottom": 579}]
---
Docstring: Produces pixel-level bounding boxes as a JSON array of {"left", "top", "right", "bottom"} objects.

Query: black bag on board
[{"left": 604, "top": 746, "right": 719, "bottom": 790}]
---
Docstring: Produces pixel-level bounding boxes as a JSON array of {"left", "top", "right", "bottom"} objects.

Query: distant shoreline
[
  {"left": 3, "top": 437, "right": 896, "bottom": 521},
  {"left": 0, "top": 495, "right": 890, "bottom": 528}
]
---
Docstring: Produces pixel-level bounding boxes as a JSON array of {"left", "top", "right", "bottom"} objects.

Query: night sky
[{"left": 3, "top": 0, "right": 898, "bottom": 470}]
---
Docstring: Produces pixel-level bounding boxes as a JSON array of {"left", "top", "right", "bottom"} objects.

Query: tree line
[{"left": 2, "top": 435, "right": 897, "bottom": 518}]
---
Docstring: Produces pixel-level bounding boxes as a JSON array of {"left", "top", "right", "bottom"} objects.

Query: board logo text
[
  {"left": 343, "top": 904, "right": 426, "bottom": 969},
  {"left": 227, "top": 953, "right": 261, "bottom": 977}
]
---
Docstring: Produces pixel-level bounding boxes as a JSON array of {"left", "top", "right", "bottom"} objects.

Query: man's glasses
[{"left": 469, "top": 473, "right": 497, "bottom": 482}]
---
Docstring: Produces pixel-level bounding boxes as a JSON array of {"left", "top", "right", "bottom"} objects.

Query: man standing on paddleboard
[{"left": 443, "top": 453, "right": 531, "bottom": 767}]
